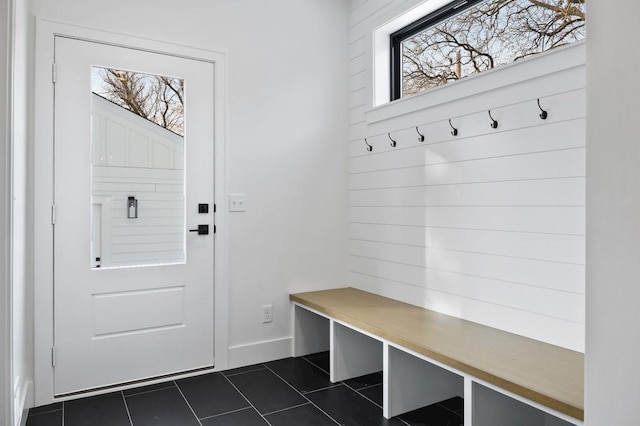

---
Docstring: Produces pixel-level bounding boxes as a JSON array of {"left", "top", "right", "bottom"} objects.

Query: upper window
[{"left": 390, "top": 0, "right": 586, "bottom": 101}]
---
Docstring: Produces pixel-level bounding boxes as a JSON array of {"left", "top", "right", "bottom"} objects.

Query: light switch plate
[{"left": 229, "top": 193, "right": 247, "bottom": 212}]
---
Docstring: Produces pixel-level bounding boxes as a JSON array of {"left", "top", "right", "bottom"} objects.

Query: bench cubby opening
[
  {"left": 385, "top": 343, "right": 464, "bottom": 419},
  {"left": 292, "top": 304, "right": 330, "bottom": 357},
  {"left": 331, "top": 321, "right": 383, "bottom": 382},
  {"left": 472, "top": 382, "right": 575, "bottom": 426}
]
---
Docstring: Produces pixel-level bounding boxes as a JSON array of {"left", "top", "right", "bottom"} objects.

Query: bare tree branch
[
  {"left": 400, "top": 0, "right": 585, "bottom": 97},
  {"left": 94, "top": 69, "right": 185, "bottom": 136}
]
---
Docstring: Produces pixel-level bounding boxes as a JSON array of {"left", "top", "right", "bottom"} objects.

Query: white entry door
[{"left": 53, "top": 36, "right": 215, "bottom": 395}]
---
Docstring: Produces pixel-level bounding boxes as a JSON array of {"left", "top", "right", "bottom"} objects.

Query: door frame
[
  {"left": 34, "top": 17, "right": 229, "bottom": 406},
  {"left": 2, "top": 0, "right": 15, "bottom": 423}
]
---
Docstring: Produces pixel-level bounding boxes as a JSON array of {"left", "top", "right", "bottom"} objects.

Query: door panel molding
[{"left": 34, "top": 18, "right": 229, "bottom": 406}]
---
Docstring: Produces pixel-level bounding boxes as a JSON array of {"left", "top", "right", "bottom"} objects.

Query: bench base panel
[{"left": 292, "top": 301, "right": 582, "bottom": 426}]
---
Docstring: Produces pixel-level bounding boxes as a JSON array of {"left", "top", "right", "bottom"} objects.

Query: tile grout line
[
  {"left": 25, "top": 408, "right": 63, "bottom": 417},
  {"left": 303, "top": 352, "right": 329, "bottom": 360},
  {"left": 262, "top": 402, "right": 311, "bottom": 416},
  {"left": 221, "top": 367, "right": 275, "bottom": 426},
  {"left": 173, "top": 380, "right": 204, "bottom": 426},
  {"left": 355, "top": 381, "right": 383, "bottom": 392},
  {"left": 121, "top": 383, "right": 176, "bottom": 398},
  {"left": 302, "top": 383, "right": 343, "bottom": 395},
  {"left": 263, "top": 364, "right": 341, "bottom": 426},
  {"left": 120, "top": 391, "right": 134, "bottom": 426},
  {"left": 300, "top": 355, "right": 330, "bottom": 376},
  {"left": 47, "top": 363, "right": 456, "bottom": 426},
  {"left": 198, "top": 406, "right": 255, "bottom": 422},
  {"left": 342, "top": 381, "right": 462, "bottom": 426},
  {"left": 301, "top": 352, "right": 327, "bottom": 360},
  {"left": 340, "top": 379, "right": 411, "bottom": 425},
  {"left": 342, "top": 381, "right": 384, "bottom": 410},
  {"left": 438, "top": 398, "right": 466, "bottom": 419},
  {"left": 222, "top": 365, "right": 267, "bottom": 378},
  {"left": 344, "top": 379, "right": 460, "bottom": 426}
]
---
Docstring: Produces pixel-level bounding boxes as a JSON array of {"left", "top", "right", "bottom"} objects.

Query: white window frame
[
  {"left": 373, "top": 0, "right": 453, "bottom": 107},
  {"left": 369, "top": 1, "right": 585, "bottom": 124}
]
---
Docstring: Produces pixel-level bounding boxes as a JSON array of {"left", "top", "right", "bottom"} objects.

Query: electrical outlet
[{"left": 262, "top": 304, "right": 273, "bottom": 323}]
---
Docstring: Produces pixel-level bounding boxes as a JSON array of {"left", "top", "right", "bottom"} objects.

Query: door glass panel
[{"left": 90, "top": 66, "right": 185, "bottom": 269}]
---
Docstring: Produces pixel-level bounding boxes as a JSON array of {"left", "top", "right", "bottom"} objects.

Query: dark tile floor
[{"left": 26, "top": 352, "right": 464, "bottom": 426}]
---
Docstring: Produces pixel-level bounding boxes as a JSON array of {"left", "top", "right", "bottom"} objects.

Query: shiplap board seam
[
  {"left": 349, "top": 238, "right": 585, "bottom": 266},
  {"left": 349, "top": 147, "right": 585, "bottom": 175},
  {"left": 350, "top": 50, "right": 368, "bottom": 62},
  {"left": 349, "top": 271, "right": 584, "bottom": 325},
  {"left": 349, "top": 176, "right": 586, "bottom": 190},
  {"left": 350, "top": 207, "right": 585, "bottom": 234},
  {"left": 350, "top": 204, "right": 585, "bottom": 208},
  {"left": 348, "top": 117, "right": 585, "bottom": 155},
  {"left": 350, "top": 106, "right": 367, "bottom": 119},
  {"left": 349, "top": 0, "right": 368, "bottom": 13},
  {"left": 349, "top": 85, "right": 367, "bottom": 95},
  {"left": 349, "top": 73, "right": 368, "bottom": 92},
  {"left": 349, "top": 87, "right": 367, "bottom": 96},
  {"left": 350, "top": 0, "right": 395, "bottom": 28},
  {"left": 115, "top": 240, "right": 181, "bottom": 246},
  {"left": 348, "top": 223, "right": 584, "bottom": 237},
  {"left": 349, "top": 0, "right": 424, "bottom": 31},
  {"left": 350, "top": 55, "right": 368, "bottom": 76},
  {"left": 350, "top": 102, "right": 367, "bottom": 110},
  {"left": 350, "top": 68, "right": 367, "bottom": 78},
  {"left": 348, "top": 176, "right": 586, "bottom": 191},
  {"left": 349, "top": 33, "right": 367, "bottom": 45},
  {"left": 350, "top": 254, "right": 585, "bottom": 296}
]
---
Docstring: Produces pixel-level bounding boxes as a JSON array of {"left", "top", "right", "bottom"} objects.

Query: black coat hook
[
  {"left": 537, "top": 99, "right": 548, "bottom": 120},
  {"left": 388, "top": 133, "right": 397, "bottom": 147},
  {"left": 364, "top": 138, "right": 373, "bottom": 152},
  {"left": 449, "top": 119, "right": 458, "bottom": 136},
  {"left": 488, "top": 110, "right": 498, "bottom": 129},
  {"left": 416, "top": 126, "right": 425, "bottom": 142}
]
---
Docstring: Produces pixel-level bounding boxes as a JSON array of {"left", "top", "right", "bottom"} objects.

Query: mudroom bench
[{"left": 290, "top": 287, "right": 583, "bottom": 426}]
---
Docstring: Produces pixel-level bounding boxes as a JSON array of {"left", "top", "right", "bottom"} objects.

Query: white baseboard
[{"left": 227, "top": 337, "right": 292, "bottom": 369}]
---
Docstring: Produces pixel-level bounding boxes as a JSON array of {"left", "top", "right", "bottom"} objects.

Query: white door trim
[
  {"left": 2, "top": 0, "right": 15, "bottom": 422},
  {"left": 34, "top": 17, "right": 230, "bottom": 406}
]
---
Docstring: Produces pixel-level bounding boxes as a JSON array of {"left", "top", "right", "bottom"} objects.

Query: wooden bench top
[{"left": 290, "top": 287, "right": 583, "bottom": 420}]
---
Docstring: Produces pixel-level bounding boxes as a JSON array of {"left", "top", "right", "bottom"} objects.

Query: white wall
[
  {"left": 348, "top": 0, "right": 585, "bottom": 352},
  {"left": 26, "top": 0, "right": 350, "bottom": 379},
  {"left": 585, "top": 1, "right": 640, "bottom": 424}
]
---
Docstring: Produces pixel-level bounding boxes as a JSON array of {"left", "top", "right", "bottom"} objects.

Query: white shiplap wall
[{"left": 348, "top": 0, "right": 585, "bottom": 352}]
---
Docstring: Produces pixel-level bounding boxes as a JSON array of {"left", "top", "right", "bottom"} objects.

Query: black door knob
[{"left": 189, "top": 225, "right": 209, "bottom": 235}]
